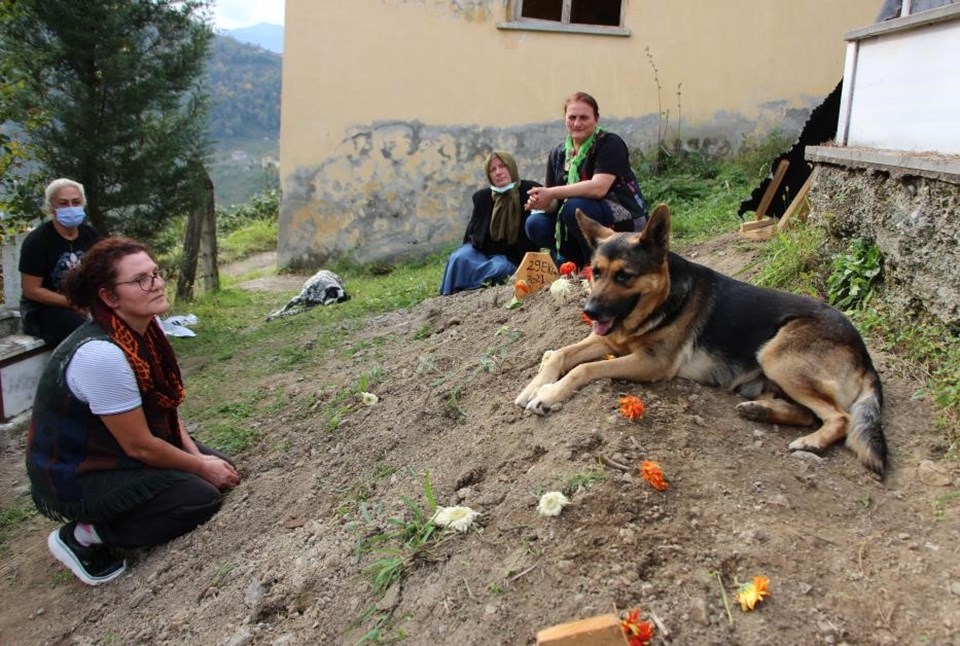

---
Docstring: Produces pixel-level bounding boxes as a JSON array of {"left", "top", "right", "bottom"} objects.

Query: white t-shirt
[{"left": 65, "top": 340, "right": 142, "bottom": 415}]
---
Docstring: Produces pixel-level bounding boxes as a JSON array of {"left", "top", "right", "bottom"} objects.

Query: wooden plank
[
  {"left": 753, "top": 159, "right": 790, "bottom": 220},
  {"left": 778, "top": 175, "right": 813, "bottom": 231},
  {"left": 739, "top": 216, "right": 776, "bottom": 232},
  {"left": 740, "top": 226, "right": 778, "bottom": 241},
  {"left": 536, "top": 613, "right": 628, "bottom": 646}
]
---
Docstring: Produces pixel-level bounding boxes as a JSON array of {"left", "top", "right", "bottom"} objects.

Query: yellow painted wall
[{"left": 279, "top": 0, "right": 878, "bottom": 268}]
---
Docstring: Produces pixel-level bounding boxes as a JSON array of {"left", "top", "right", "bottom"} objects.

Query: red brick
[{"left": 536, "top": 613, "right": 629, "bottom": 646}]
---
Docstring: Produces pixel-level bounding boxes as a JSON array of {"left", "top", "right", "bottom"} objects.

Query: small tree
[{"left": 0, "top": 0, "right": 214, "bottom": 238}]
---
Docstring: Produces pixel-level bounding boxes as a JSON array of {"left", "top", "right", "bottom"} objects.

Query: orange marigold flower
[
  {"left": 558, "top": 261, "right": 577, "bottom": 276},
  {"left": 620, "top": 609, "right": 655, "bottom": 646},
  {"left": 618, "top": 395, "right": 645, "bottom": 421},
  {"left": 515, "top": 279, "right": 530, "bottom": 294},
  {"left": 640, "top": 460, "right": 668, "bottom": 491},
  {"left": 583, "top": 266, "right": 593, "bottom": 281},
  {"left": 736, "top": 575, "right": 771, "bottom": 612},
  {"left": 580, "top": 312, "right": 593, "bottom": 326}
]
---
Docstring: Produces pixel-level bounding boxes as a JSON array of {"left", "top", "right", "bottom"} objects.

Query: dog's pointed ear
[
  {"left": 639, "top": 204, "right": 671, "bottom": 250},
  {"left": 576, "top": 208, "right": 616, "bottom": 250}
]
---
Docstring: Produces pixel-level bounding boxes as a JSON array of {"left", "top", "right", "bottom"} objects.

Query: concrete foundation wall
[{"left": 279, "top": 111, "right": 796, "bottom": 268}]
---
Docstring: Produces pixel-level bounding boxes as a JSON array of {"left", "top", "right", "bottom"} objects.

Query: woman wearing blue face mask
[
  {"left": 440, "top": 151, "right": 541, "bottom": 295},
  {"left": 18, "top": 178, "right": 102, "bottom": 347}
]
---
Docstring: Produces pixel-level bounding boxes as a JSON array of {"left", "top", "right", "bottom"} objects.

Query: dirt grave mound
[{"left": 1, "top": 235, "right": 958, "bottom": 645}]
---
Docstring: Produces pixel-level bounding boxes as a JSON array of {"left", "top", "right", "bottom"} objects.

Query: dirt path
[{"left": 1, "top": 236, "right": 958, "bottom": 646}]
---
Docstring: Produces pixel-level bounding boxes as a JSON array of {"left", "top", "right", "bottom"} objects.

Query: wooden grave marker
[{"left": 514, "top": 251, "right": 558, "bottom": 299}]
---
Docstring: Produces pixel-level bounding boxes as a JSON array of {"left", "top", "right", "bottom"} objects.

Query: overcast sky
[{"left": 211, "top": 0, "right": 284, "bottom": 30}]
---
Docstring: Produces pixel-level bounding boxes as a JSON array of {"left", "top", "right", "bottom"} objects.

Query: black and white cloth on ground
[{"left": 266, "top": 269, "right": 350, "bottom": 320}]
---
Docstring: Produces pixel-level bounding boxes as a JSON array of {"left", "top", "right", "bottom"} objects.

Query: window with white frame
[{"left": 499, "top": 0, "right": 629, "bottom": 36}]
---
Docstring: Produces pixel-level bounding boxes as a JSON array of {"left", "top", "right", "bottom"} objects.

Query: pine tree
[{"left": 0, "top": 0, "right": 213, "bottom": 237}]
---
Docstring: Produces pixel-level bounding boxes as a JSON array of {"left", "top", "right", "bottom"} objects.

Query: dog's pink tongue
[{"left": 592, "top": 319, "right": 614, "bottom": 336}]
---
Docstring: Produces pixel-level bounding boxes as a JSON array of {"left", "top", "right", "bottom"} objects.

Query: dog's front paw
[
  {"left": 524, "top": 383, "right": 564, "bottom": 415},
  {"left": 515, "top": 378, "right": 548, "bottom": 408}
]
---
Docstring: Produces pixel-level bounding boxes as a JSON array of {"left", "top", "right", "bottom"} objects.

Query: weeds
[
  {"left": 352, "top": 472, "right": 445, "bottom": 596},
  {"left": 826, "top": 238, "right": 883, "bottom": 310},
  {"left": 563, "top": 470, "right": 605, "bottom": 497},
  {"left": 441, "top": 385, "right": 466, "bottom": 422},
  {"left": 754, "top": 226, "right": 827, "bottom": 296},
  {"left": 0, "top": 498, "right": 37, "bottom": 554},
  {"left": 355, "top": 607, "right": 411, "bottom": 645}
]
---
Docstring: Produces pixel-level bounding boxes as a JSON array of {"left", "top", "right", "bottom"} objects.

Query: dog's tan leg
[
  {"left": 515, "top": 335, "right": 612, "bottom": 409},
  {"left": 525, "top": 351, "right": 671, "bottom": 414},
  {"left": 758, "top": 324, "right": 859, "bottom": 453}
]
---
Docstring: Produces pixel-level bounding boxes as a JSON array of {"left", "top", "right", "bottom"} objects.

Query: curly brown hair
[{"left": 60, "top": 237, "right": 153, "bottom": 309}]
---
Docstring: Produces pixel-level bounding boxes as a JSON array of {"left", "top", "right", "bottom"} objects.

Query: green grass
[
  {"left": 754, "top": 225, "right": 827, "bottom": 297},
  {"left": 218, "top": 219, "right": 278, "bottom": 264},
  {"left": 0, "top": 498, "right": 38, "bottom": 555}
]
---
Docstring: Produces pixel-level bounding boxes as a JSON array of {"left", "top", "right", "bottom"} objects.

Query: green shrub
[
  {"left": 216, "top": 188, "right": 279, "bottom": 236},
  {"left": 826, "top": 238, "right": 883, "bottom": 310}
]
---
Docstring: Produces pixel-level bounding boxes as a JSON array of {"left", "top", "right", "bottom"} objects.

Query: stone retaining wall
[{"left": 807, "top": 153, "right": 960, "bottom": 328}]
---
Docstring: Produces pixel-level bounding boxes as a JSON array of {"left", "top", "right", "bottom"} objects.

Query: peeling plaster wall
[
  {"left": 279, "top": 105, "right": 813, "bottom": 268},
  {"left": 280, "top": 0, "right": 879, "bottom": 268},
  {"left": 809, "top": 165, "right": 960, "bottom": 327}
]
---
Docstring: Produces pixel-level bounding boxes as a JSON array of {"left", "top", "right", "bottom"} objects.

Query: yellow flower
[
  {"left": 736, "top": 575, "right": 771, "bottom": 611},
  {"left": 360, "top": 392, "right": 379, "bottom": 406},
  {"left": 537, "top": 491, "right": 570, "bottom": 517},
  {"left": 431, "top": 506, "right": 479, "bottom": 532}
]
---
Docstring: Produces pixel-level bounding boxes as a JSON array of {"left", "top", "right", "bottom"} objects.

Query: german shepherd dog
[{"left": 515, "top": 205, "right": 887, "bottom": 477}]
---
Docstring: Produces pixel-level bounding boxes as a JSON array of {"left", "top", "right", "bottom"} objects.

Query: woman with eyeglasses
[{"left": 25, "top": 237, "right": 240, "bottom": 586}]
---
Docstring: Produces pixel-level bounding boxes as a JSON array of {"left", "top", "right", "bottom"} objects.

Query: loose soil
[{"left": 1, "top": 235, "right": 959, "bottom": 646}]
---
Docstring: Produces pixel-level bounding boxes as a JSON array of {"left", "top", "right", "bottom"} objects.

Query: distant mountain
[
  {"left": 223, "top": 23, "right": 283, "bottom": 54},
  {"left": 206, "top": 35, "right": 281, "bottom": 141},
  {"left": 205, "top": 35, "right": 282, "bottom": 206}
]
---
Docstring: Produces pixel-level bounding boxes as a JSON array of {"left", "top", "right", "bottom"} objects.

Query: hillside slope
[{"left": 1, "top": 237, "right": 957, "bottom": 645}]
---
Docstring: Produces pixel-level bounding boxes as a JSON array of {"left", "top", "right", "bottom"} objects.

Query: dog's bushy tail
[{"left": 845, "top": 371, "right": 887, "bottom": 478}]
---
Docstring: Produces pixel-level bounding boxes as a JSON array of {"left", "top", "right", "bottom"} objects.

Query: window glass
[
  {"left": 521, "top": 0, "right": 563, "bottom": 22},
  {"left": 570, "top": 0, "right": 620, "bottom": 27}
]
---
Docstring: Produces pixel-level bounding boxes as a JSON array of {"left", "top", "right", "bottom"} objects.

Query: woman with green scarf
[
  {"left": 525, "top": 92, "right": 648, "bottom": 269},
  {"left": 440, "top": 151, "right": 541, "bottom": 295}
]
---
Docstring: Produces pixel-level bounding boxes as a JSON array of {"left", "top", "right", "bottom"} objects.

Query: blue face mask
[
  {"left": 55, "top": 205, "right": 86, "bottom": 227},
  {"left": 490, "top": 182, "right": 516, "bottom": 194}
]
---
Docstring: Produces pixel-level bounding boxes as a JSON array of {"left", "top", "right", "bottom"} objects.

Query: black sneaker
[{"left": 47, "top": 523, "right": 126, "bottom": 585}]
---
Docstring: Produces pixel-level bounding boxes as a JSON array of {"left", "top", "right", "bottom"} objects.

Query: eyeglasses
[{"left": 114, "top": 269, "right": 165, "bottom": 291}]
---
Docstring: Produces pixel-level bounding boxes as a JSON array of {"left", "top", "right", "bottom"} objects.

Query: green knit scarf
[{"left": 556, "top": 127, "right": 603, "bottom": 250}]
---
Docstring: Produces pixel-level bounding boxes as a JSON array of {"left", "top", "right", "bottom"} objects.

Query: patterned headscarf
[{"left": 487, "top": 151, "right": 522, "bottom": 244}]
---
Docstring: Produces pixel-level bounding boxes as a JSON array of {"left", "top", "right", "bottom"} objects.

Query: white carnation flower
[
  {"left": 549, "top": 277, "right": 573, "bottom": 302},
  {"left": 360, "top": 392, "right": 379, "bottom": 406},
  {"left": 537, "top": 491, "right": 570, "bottom": 517},
  {"left": 432, "top": 505, "right": 479, "bottom": 532}
]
